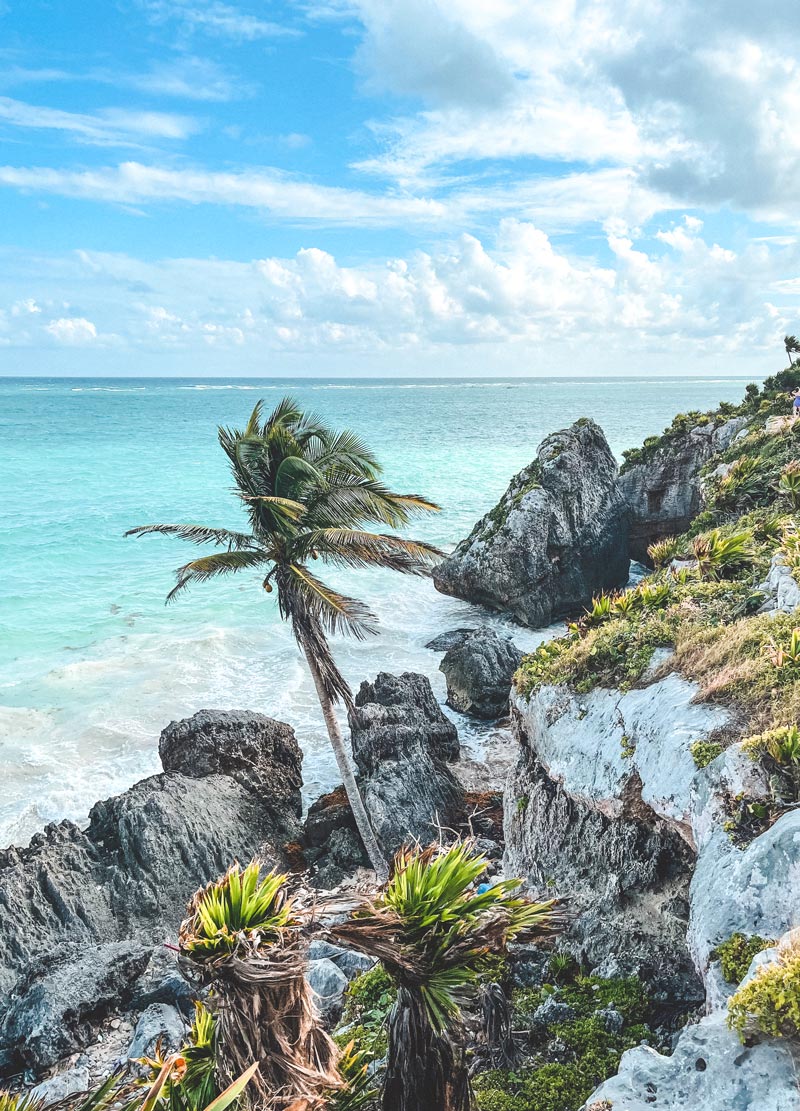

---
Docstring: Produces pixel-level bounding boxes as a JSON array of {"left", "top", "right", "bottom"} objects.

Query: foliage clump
[
  {"left": 728, "top": 937, "right": 800, "bottom": 1038},
  {"left": 473, "top": 976, "right": 654, "bottom": 1111},
  {"left": 690, "top": 739, "right": 725, "bottom": 769},
  {"left": 714, "top": 933, "right": 774, "bottom": 985}
]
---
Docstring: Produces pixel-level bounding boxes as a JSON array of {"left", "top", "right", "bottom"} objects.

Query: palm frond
[
  {"left": 307, "top": 529, "right": 443, "bottom": 575},
  {"left": 282, "top": 563, "right": 378, "bottom": 639},
  {"left": 125, "top": 524, "right": 256, "bottom": 549},
  {"left": 307, "top": 480, "right": 440, "bottom": 529},
  {"left": 166, "top": 549, "right": 267, "bottom": 603}
]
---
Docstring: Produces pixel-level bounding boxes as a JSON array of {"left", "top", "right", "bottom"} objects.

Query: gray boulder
[
  {"left": 433, "top": 419, "right": 630, "bottom": 627},
  {"left": 127, "top": 1003, "right": 188, "bottom": 1060},
  {"left": 584, "top": 1007, "right": 800, "bottom": 1110},
  {"left": 33, "top": 1066, "right": 92, "bottom": 1105},
  {"left": 0, "top": 710, "right": 303, "bottom": 1074},
  {"left": 425, "top": 628, "right": 477, "bottom": 652},
  {"left": 439, "top": 625, "right": 522, "bottom": 719},
  {"left": 620, "top": 416, "right": 747, "bottom": 562},
  {"left": 349, "top": 672, "right": 464, "bottom": 854},
  {"left": 308, "top": 940, "right": 375, "bottom": 980},
  {"left": 306, "top": 958, "right": 349, "bottom": 1025}
]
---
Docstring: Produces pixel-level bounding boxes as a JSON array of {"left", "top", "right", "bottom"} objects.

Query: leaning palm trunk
[
  {"left": 179, "top": 864, "right": 341, "bottom": 1111},
  {"left": 383, "top": 987, "right": 470, "bottom": 1111},
  {"left": 301, "top": 641, "right": 387, "bottom": 880}
]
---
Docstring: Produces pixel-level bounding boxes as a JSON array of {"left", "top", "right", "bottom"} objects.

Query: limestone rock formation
[
  {"left": 439, "top": 625, "right": 522, "bottom": 719},
  {"left": 620, "top": 416, "right": 747, "bottom": 562},
  {"left": 349, "top": 671, "right": 463, "bottom": 854},
  {"left": 433, "top": 419, "right": 630, "bottom": 627},
  {"left": 0, "top": 710, "right": 303, "bottom": 1074}
]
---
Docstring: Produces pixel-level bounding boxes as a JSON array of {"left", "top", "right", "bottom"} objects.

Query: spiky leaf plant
[
  {"left": 1, "top": 1071, "right": 133, "bottom": 1111},
  {"left": 329, "top": 1042, "right": 378, "bottom": 1111},
  {"left": 331, "top": 840, "right": 563, "bottom": 1111},
  {"left": 179, "top": 862, "right": 340, "bottom": 1111},
  {"left": 139, "top": 1004, "right": 217, "bottom": 1111},
  {"left": 692, "top": 528, "right": 752, "bottom": 580},
  {"left": 646, "top": 535, "right": 681, "bottom": 569},
  {"left": 778, "top": 461, "right": 800, "bottom": 509},
  {"left": 128, "top": 398, "right": 443, "bottom": 877}
]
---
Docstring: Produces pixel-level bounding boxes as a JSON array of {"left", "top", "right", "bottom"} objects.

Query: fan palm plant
[
  {"left": 127, "top": 397, "right": 443, "bottom": 876},
  {"left": 331, "top": 840, "right": 564, "bottom": 1111},
  {"left": 178, "top": 860, "right": 340, "bottom": 1111}
]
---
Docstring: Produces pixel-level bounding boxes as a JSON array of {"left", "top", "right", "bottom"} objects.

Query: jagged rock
[
  {"left": 127, "top": 1003, "right": 188, "bottom": 1060},
  {"left": 689, "top": 752, "right": 800, "bottom": 990},
  {"left": 1, "top": 940, "right": 153, "bottom": 1071},
  {"left": 425, "top": 628, "right": 477, "bottom": 652},
  {"left": 596, "top": 1006, "right": 625, "bottom": 1034},
  {"left": 433, "top": 419, "right": 630, "bottom": 627},
  {"left": 159, "top": 709, "right": 303, "bottom": 811},
  {"left": 33, "top": 1066, "right": 92, "bottom": 1105},
  {"left": 584, "top": 1006, "right": 800, "bottom": 1110},
  {"left": 306, "top": 958, "right": 349, "bottom": 1025},
  {"left": 620, "top": 416, "right": 748, "bottom": 562},
  {"left": 511, "top": 673, "right": 731, "bottom": 846},
  {"left": 349, "top": 672, "right": 464, "bottom": 854},
  {"left": 0, "top": 710, "right": 303, "bottom": 1074},
  {"left": 757, "top": 552, "right": 800, "bottom": 614},
  {"left": 533, "top": 996, "right": 576, "bottom": 1027},
  {"left": 301, "top": 787, "right": 368, "bottom": 889},
  {"left": 439, "top": 626, "right": 522, "bottom": 719}
]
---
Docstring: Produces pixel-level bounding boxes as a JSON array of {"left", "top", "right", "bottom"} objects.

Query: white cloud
[
  {"left": 141, "top": 1, "right": 297, "bottom": 40},
  {"left": 0, "top": 97, "right": 200, "bottom": 145},
  {"left": 45, "top": 316, "right": 98, "bottom": 344},
  {"left": 2, "top": 217, "right": 794, "bottom": 370},
  {"left": 344, "top": 0, "right": 800, "bottom": 223},
  {"left": 0, "top": 161, "right": 447, "bottom": 226}
]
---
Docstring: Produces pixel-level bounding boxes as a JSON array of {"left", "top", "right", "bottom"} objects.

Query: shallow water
[{"left": 0, "top": 375, "right": 756, "bottom": 845}]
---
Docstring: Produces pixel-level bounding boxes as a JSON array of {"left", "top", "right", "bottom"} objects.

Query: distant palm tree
[
  {"left": 127, "top": 398, "right": 441, "bottom": 876},
  {"left": 785, "top": 334, "right": 799, "bottom": 368}
]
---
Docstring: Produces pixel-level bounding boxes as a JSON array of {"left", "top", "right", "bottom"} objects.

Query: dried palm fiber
[{"left": 179, "top": 862, "right": 341, "bottom": 1111}]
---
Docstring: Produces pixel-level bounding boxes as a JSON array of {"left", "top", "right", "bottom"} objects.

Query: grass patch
[{"left": 714, "top": 933, "right": 774, "bottom": 985}]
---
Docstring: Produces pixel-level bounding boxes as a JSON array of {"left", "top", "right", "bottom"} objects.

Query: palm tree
[
  {"left": 127, "top": 398, "right": 442, "bottom": 876},
  {"left": 331, "top": 841, "right": 564, "bottom": 1111},
  {"left": 785, "top": 334, "right": 799, "bottom": 368},
  {"left": 178, "top": 860, "right": 340, "bottom": 1111}
]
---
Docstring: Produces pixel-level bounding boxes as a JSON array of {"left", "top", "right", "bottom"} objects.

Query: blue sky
[{"left": 1, "top": 0, "right": 799, "bottom": 376}]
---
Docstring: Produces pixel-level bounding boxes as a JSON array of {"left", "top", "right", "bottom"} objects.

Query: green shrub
[
  {"left": 728, "top": 939, "right": 800, "bottom": 1038},
  {"left": 647, "top": 536, "right": 681, "bottom": 568},
  {"left": 692, "top": 528, "right": 753, "bottom": 580},
  {"left": 690, "top": 740, "right": 724, "bottom": 769},
  {"left": 714, "top": 933, "right": 774, "bottom": 985}
]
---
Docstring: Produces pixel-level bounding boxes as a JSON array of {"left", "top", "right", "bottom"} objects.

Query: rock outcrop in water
[
  {"left": 0, "top": 710, "right": 302, "bottom": 1075},
  {"left": 433, "top": 418, "right": 630, "bottom": 627},
  {"left": 439, "top": 625, "right": 522, "bottom": 719},
  {"left": 349, "top": 671, "right": 463, "bottom": 854}
]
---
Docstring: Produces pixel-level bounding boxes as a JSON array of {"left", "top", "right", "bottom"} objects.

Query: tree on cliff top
[
  {"left": 784, "top": 334, "right": 800, "bottom": 369},
  {"left": 127, "top": 396, "right": 442, "bottom": 877}
]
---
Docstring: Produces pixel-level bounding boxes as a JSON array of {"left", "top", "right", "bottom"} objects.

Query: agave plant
[
  {"left": 692, "top": 528, "right": 752, "bottom": 580},
  {"left": 139, "top": 1004, "right": 217, "bottom": 1111},
  {"left": 178, "top": 861, "right": 340, "bottom": 1111},
  {"left": 331, "top": 840, "right": 563, "bottom": 1111},
  {"left": 762, "top": 627, "right": 800, "bottom": 669},
  {"left": 646, "top": 536, "right": 680, "bottom": 569},
  {"left": 584, "top": 593, "right": 614, "bottom": 626},
  {"left": 329, "top": 1042, "right": 378, "bottom": 1111},
  {"left": 637, "top": 580, "right": 672, "bottom": 610},
  {"left": 610, "top": 589, "right": 640, "bottom": 617},
  {"left": 128, "top": 398, "right": 443, "bottom": 877},
  {"left": 711, "top": 456, "right": 768, "bottom": 511},
  {"left": 779, "top": 462, "right": 800, "bottom": 509}
]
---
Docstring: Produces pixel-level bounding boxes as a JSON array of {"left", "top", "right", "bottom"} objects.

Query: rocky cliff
[
  {"left": 0, "top": 710, "right": 303, "bottom": 1075},
  {"left": 433, "top": 418, "right": 630, "bottom": 626}
]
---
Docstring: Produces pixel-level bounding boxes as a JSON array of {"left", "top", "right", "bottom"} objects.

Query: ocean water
[{"left": 0, "top": 375, "right": 758, "bottom": 847}]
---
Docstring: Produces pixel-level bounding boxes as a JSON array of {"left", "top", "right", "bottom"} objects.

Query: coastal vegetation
[{"left": 127, "top": 398, "right": 442, "bottom": 877}]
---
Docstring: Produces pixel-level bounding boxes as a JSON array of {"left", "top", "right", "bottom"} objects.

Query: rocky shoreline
[{"left": 4, "top": 380, "right": 800, "bottom": 1110}]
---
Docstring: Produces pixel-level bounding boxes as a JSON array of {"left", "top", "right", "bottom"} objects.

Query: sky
[{"left": 0, "top": 0, "right": 799, "bottom": 377}]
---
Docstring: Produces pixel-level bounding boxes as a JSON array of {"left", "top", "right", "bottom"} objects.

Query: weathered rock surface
[
  {"left": 433, "top": 419, "right": 630, "bottom": 627},
  {"left": 425, "top": 628, "right": 477, "bottom": 652},
  {"left": 349, "top": 672, "right": 463, "bottom": 854},
  {"left": 306, "top": 958, "right": 349, "bottom": 1025},
  {"left": 584, "top": 1006, "right": 800, "bottom": 1110},
  {"left": 0, "top": 710, "right": 303, "bottom": 1074},
  {"left": 512, "top": 672, "right": 731, "bottom": 847},
  {"left": 620, "top": 416, "right": 748, "bottom": 562},
  {"left": 127, "top": 1003, "right": 188, "bottom": 1060},
  {"left": 758, "top": 552, "right": 800, "bottom": 614},
  {"left": 439, "top": 626, "right": 522, "bottom": 719}
]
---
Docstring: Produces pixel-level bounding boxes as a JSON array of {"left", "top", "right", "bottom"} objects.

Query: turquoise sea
[{"left": 0, "top": 375, "right": 759, "bottom": 846}]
